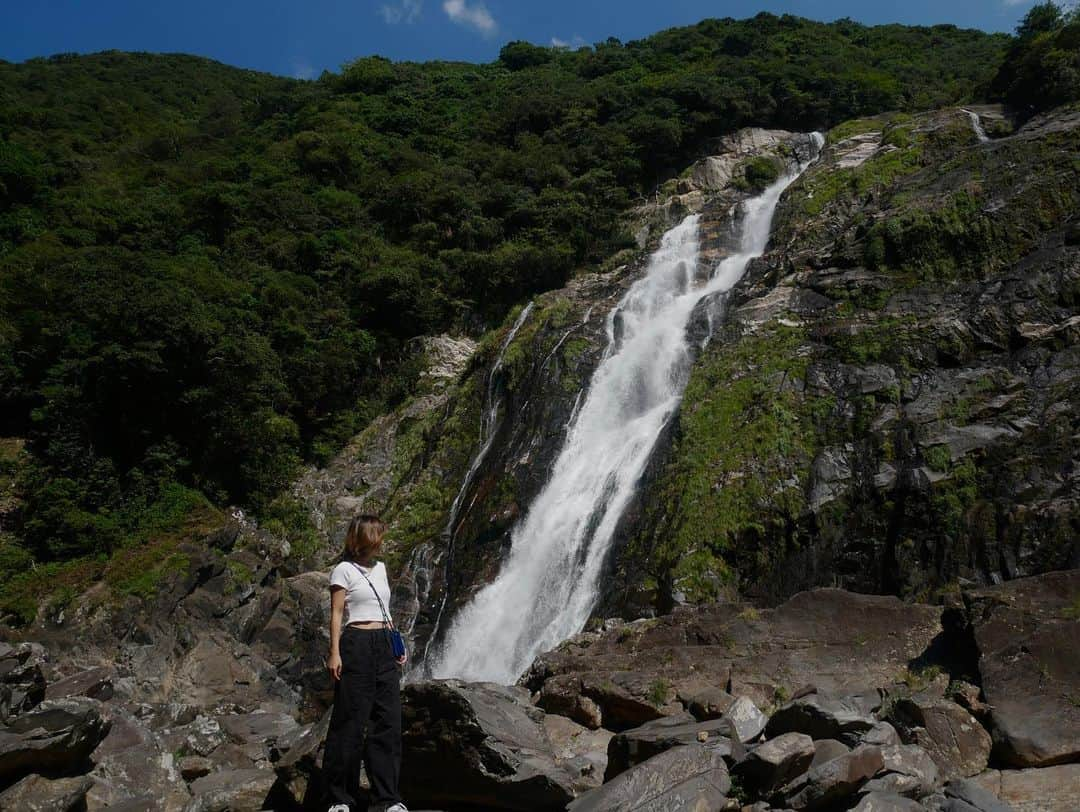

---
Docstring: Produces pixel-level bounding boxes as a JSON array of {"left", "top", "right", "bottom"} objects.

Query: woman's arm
[{"left": 327, "top": 585, "right": 345, "bottom": 681}]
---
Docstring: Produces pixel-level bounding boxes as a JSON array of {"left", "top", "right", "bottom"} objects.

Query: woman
[{"left": 324, "top": 514, "right": 408, "bottom": 812}]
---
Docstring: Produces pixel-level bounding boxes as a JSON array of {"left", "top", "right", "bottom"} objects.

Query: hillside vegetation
[{"left": 2, "top": 8, "right": 1074, "bottom": 618}]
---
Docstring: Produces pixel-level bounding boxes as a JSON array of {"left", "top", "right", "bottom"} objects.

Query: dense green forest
[{"left": 0, "top": 7, "right": 1075, "bottom": 615}]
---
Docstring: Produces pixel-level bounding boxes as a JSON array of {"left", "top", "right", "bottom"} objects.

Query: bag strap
[{"left": 347, "top": 561, "right": 395, "bottom": 630}]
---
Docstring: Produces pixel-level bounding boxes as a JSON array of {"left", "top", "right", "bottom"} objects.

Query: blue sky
[{"left": 2, "top": 1, "right": 1043, "bottom": 78}]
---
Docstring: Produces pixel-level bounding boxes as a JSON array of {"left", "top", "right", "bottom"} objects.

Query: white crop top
[{"left": 329, "top": 560, "right": 393, "bottom": 625}]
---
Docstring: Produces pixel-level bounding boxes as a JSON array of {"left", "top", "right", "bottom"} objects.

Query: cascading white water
[
  {"left": 418, "top": 302, "right": 534, "bottom": 672},
  {"left": 962, "top": 109, "right": 990, "bottom": 143},
  {"left": 429, "top": 134, "right": 823, "bottom": 684}
]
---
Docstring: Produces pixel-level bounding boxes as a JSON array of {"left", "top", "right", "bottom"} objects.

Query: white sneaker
[
  {"left": 386, "top": 804, "right": 409, "bottom": 812},
  {"left": 327, "top": 805, "right": 350, "bottom": 812}
]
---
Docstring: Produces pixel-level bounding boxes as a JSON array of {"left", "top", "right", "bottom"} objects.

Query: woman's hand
[
  {"left": 396, "top": 650, "right": 407, "bottom": 667},
  {"left": 327, "top": 651, "right": 342, "bottom": 681}
]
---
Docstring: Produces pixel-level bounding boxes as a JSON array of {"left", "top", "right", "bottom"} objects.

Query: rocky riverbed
[{"left": 1, "top": 567, "right": 1076, "bottom": 810}]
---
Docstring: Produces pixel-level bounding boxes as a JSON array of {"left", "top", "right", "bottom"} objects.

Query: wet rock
[
  {"left": 972, "top": 763, "right": 1080, "bottom": 812},
  {"left": 400, "top": 680, "right": 575, "bottom": 811},
  {"left": 765, "top": 691, "right": 879, "bottom": 744},
  {"left": 964, "top": 571, "right": 1080, "bottom": 767},
  {"left": 0, "top": 773, "right": 93, "bottom": 811},
  {"left": 782, "top": 744, "right": 884, "bottom": 810},
  {"left": 861, "top": 743, "right": 939, "bottom": 798},
  {"left": 889, "top": 696, "right": 991, "bottom": 780},
  {"left": 732, "top": 732, "right": 815, "bottom": 795},
  {"left": 185, "top": 767, "right": 276, "bottom": 812},
  {"left": 568, "top": 743, "right": 730, "bottom": 812},
  {"left": 605, "top": 713, "right": 742, "bottom": 780},
  {"left": 0, "top": 697, "right": 110, "bottom": 783}
]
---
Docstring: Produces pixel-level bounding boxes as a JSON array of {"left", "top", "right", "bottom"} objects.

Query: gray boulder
[
  {"left": 809, "top": 739, "right": 850, "bottom": 768},
  {"left": 726, "top": 695, "right": 768, "bottom": 743},
  {"left": 938, "top": 777, "right": 1014, "bottom": 812},
  {"left": 401, "top": 680, "right": 575, "bottom": 811},
  {"left": 733, "top": 732, "right": 815, "bottom": 794},
  {"left": 0, "top": 642, "right": 47, "bottom": 722},
  {"left": 964, "top": 571, "right": 1080, "bottom": 767},
  {"left": 270, "top": 711, "right": 330, "bottom": 811},
  {"left": 782, "top": 744, "right": 884, "bottom": 810},
  {"left": 889, "top": 695, "right": 991, "bottom": 779},
  {"left": 605, "top": 713, "right": 742, "bottom": 780},
  {"left": 184, "top": 768, "right": 276, "bottom": 812},
  {"left": 0, "top": 773, "right": 93, "bottom": 811},
  {"left": 861, "top": 743, "right": 939, "bottom": 798},
  {"left": 45, "top": 666, "right": 116, "bottom": 702},
  {"left": 568, "top": 743, "right": 730, "bottom": 812},
  {"left": 0, "top": 697, "right": 110, "bottom": 782},
  {"left": 973, "top": 764, "right": 1080, "bottom": 812},
  {"left": 853, "top": 792, "right": 924, "bottom": 812},
  {"left": 765, "top": 691, "right": 879, "bottom": 743}
]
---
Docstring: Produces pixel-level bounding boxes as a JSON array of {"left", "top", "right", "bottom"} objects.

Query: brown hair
[{"left": 343, "top": 514, "right": 386, "bottom": 565}]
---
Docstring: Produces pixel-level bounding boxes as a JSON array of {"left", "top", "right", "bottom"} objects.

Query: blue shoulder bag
[{"left": 349, "top": 562, "right": 407, "bottom": 660}]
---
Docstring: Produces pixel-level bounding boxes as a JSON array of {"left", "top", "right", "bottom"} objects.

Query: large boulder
[
  {"left": 270, "top": 711, "right": 331, "bottom": 811},
  {"left": 0, "top": 773, "right": 93, "bottom": 811},
  {"left": 44, "top": 666, "right": 116, "bottom": 702},
  {"left": 184, "top": 768, "right": 276, "bottom": 812},
  {"left": 400, "top": 680, "right": 575, "bottom": 811},
  {"left": 888, "top": 696, "right": 991, "bottom": 779},
  {"left": 0, "top": 697, "right": 110, "bottom": 783},
  {"left": 973, "top": 764, "right": 1080, "bottom": 812},
  {"left": 542, "top": 713, "right": 614, "bottom": 791},
  {"left": 860, "top": 743, "right": 939, "bottom": 798},
  {"left": 964, "top": 571, "right": 1080, "bottom": 767},
  {"left": 765, "top": 691, "right": 880, "bottom": 744},
  {"left": 732, "top": 732, "right": 815, "bottom": 795},
  {"left": 782, "top": 744, "right": 884, "bottom": 810},
  {"left": 0, "top": 642, "right": 47, "bottom": 721},
  {"left": 604, "top": 713, "right": 742, "bottom": 780},
  {"left": 523, "top": 590, "right": 945, "bottom": 725},
  {"left": 568, "top": 743, "right": 730, "bottom": 812}
]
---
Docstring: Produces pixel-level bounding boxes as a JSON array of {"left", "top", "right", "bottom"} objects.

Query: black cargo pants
[{"left": 323, "top": 626, "right": 402, "bottom": 808}]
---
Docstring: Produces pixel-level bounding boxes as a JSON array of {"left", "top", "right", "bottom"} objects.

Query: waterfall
[
  {"left": 417, "top": 302, "right": 534, "bottom": 673},
  {"left": 428, "top": 134, "right": 823, "bottom": 684},
  {"left": 962, "top": 109, "right": 990, "bottom": 143}
]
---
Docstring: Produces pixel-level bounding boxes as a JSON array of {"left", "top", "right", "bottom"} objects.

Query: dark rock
[
  {"left": 888, "top": 695, "right": 991, "bottom": 779},
  {"left": 941, "top": 777, "right": 1014, "bottom": 812},
  {"left": 179, "top": 755, "right": 214, "bottom": 781},
  {"left": 964, "top": 571, "right": 1080, "bottom": 767},
  {"left": 0, "top": 773, "right": 93, "bottom": 811},
  {"left": 605, "top": 713, "right": 742, "bottom": 780},
  {"left": 542, "top": 713, "right": 613, "bottom": 791},
  {"left": 861, "top": 743, "right": 939, "bottom": 798},
  {"left": 0, "top": 642, "right": 47, "bottom": 722},
  {"left": 861, "top": 721, "right": 901, "bottom": 748},
  {"left": 270, "top": 711, "right": 330, "bottom": 811},
  {"left": 186, "top": 767, "right": 276, "bottom": 812},
  {"left": 45, "top": 665, "right": 116, "bottom": 702},
  {"left": 733, "top": 732, "right": 815, "bottom": 794},
  {"left": 782, "top": 744, "right": 884, "bottom": 810},
  {"left": 535, "top": 674, "right": 603, "bottom": 729},
  {"left": 809, "top": 739, "right": 849, "bottom": 768},
  {"left": 972, "top": 763, "right": 1080, "bottom": 812},
  {"left": 852, "top": 792, "right": 924, "bottom": 812},
  {"left": 401, "top": 680, "right": 575, "bottom": 811},
  {"left": 568, "top": 743, "right": 730, "bottom": 812},
  {"left": 765, "top": 691, "right": 879, "bottom": 743},
  {"left": 679, "top": 684, "right": 735, "bottom": 721},
  {"left": 0, "top": 697, "right": 110, "bottom": 782}
]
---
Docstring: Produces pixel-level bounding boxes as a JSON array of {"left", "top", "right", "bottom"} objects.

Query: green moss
[
  {"left": 225, "top": 559, "right": 254, "bottom": 593},
  {"left": 735, "top": 155, "right": 784, "bottom": 192},
  {"left": 924, "top": 445, "right": 952, "bottom": 473},
  {"left": 827, "top": 117, "right": 883, "bottom": 145}
]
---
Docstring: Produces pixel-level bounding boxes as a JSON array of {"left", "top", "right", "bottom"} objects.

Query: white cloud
[
  {"left": 551, "top": 35, "right": 586, "bottom": 49},
  {"left": 380, "top": 0, "right": 422, "bottom": 24},
  {"left": 442, "top": 0, "right": 497, "bottom": 36}
]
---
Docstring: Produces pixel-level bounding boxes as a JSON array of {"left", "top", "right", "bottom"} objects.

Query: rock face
[
  {"left": 625, "top": 106, "right": 1080, "bottom": 609},
  {"left": 732, "top": 731, "right": 815, "bottom": 794},
  {"left": 888, "top": 695, "right": 992, "bottom": 779},
  {"left": 604, "top": 713, "right": 742, "bottom": 780},
  {"left": 400, "top": 680, "right": 575, "bottom": 811},
  {"left": 523, "top": 588, "right": 945, "bottom": 726},
  {"left": 964, "top": 570, "right": 1080, "bottom": 767},
  {"left": 973, "top": 763, "right": 1080, "bottom": 812}
]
